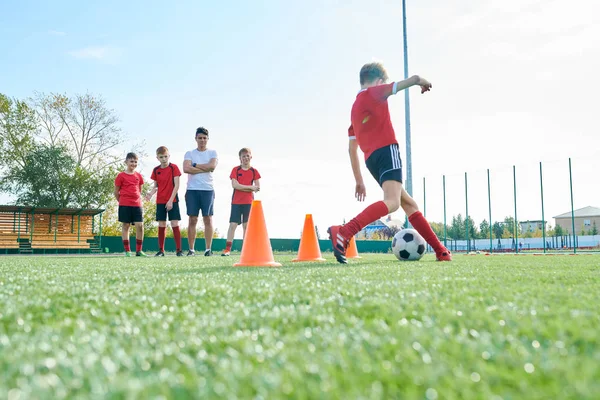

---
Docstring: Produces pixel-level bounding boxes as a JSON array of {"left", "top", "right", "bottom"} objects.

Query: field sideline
[{"left": 1, "top": 253, "right": 599, "bottom": 399}]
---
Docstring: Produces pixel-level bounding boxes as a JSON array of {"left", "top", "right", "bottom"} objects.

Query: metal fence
[{"left": 413, "top": 157, "right": 599, "bottom": 254}]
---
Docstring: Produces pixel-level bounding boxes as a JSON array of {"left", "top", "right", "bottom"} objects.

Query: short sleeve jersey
[
  {"left": 230, "top": 166, "right": 261, "bottom": 204},
  {"left": 349, "top": 82, "right": 398, "bottom": 161},
  {"left": 115, "top": 171, "right": 144, "bottom": 207},
  {"left": 150, "top": 163, "right": 182, "bottom": 204}
]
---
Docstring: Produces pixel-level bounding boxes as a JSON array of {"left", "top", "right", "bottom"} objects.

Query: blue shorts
[
  {"left": 185, "top": 190, "right": 214, "bottom": 217},
  {"left": 366, "top": 143, "right": 403, "bottom": 187}
]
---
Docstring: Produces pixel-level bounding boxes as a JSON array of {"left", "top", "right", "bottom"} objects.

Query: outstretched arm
[
  {"left": 373, "top": 75, "right": 433, "bottom": 100},
  {"left": 395, "top": 75, "right": 432, "bottom": 94}
]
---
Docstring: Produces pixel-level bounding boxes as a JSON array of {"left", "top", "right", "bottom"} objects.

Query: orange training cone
[
  {"left": 234, "top": 200, "right": 281, "bottom": 267},
  {"left": 293, "top": 214, "right": 326, "bottom": 262},
  {"left": 346, "top": 236, "right": 361, "bottom": 258}
]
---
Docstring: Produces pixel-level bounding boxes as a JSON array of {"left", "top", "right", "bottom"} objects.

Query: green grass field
[{"left": 1, "top": 253, "right": 599, "bottom": 399}]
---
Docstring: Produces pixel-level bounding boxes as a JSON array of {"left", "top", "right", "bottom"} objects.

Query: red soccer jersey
[
  {"left": 349, "top": 82, "right": 398, "bottom": 161},
  {"left": 150, "top": 163, "right": 182, "bottom": 204},
  {"left": 115, "top": 171, "right": 144, "bottom": 207},
  {"left": 230, "top": 166, "right": 261, "bottom": 204}
]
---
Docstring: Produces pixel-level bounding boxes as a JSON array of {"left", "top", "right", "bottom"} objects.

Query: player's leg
[
  {"left": 121, "top": 222, "right": 131, "bottom": 255},
  {"left": 169, "top": 203, "right": 183, "bottom": 256},
  {"left": 223, "top": 204, "right": 240, "bottom": 256},
  {"left": 118, "top": 205, "right": 132, "bottom": 255},
  {"left": 400, "top": 186, "right": 451, "bottom": 261},
  {"left": 240, "top": 204, "right": 251, "bottom": 238},
  {"left": 187, "top": 216, "right": 198, "bottom": 255},
  {"left": 328, "top": 145, "right": 399, "bottom": 264},
  {"left": 156, "top": 204, "right": 167, "bottom": 256},
  {"left": 200, "top": 190, "right": 215, "bottom": 256},
  {"left": 185, "top": 190, "right": 200, "bottom": 255},
  {"left": 222, "top": 223, "right": 237, "bottom": 256},
  {"left": 133, "top": 207, "right": 146, "bottom": 256}
]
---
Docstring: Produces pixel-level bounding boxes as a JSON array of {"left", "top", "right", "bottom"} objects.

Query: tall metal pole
[
  {"left": 402, "top": 0, "right": 413, "bottom": 229},
  {"left": 540, "top": 162, "right": 546, "bottom": 253},
  {"left": 569, "top": 158, "right": 576, "bottom": 254},
  {"left": 423, "top": 177, "right": 426, "bottom": 218},
  {"left": 487, "top": 169, "right": 493, "bottom": 253},
  {"left": 465, "top": 172, "right": 470, "bottom": 253},
  {"left": 443, "top": 175, "right": 447, "bottom": 247},
  {"left": 513, "top": 166, "right": 518, "bottom": 253}
]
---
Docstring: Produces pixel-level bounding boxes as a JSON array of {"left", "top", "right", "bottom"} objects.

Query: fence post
[
  {"left": 443, "top": 175, "right": 447, "bottom": 247},
  {"left": 423, "top": 177, "right": 426, "bottom": 218},
  {"left": 465, "top": 172, "right": 470, "bottom": 253},
  {"left": 540, "top": 162, "right": 546, "bottom": 253},
  {"left": 569, "top": 158, "right": 576, "bottom": 254},
  {"left": 487, "top": 169, "right": 492, "bottom": 253},
  {"left": 513, "top": 165, "right": 518, "bottom": 253}
]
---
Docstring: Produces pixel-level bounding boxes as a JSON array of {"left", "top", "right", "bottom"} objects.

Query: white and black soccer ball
[{"left": 392, "top": 228, "right": 427, "bottom": 261}]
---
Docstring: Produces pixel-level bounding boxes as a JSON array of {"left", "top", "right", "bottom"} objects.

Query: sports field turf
[{"left": 1, "top": 253, "right": 599, "bottom": 399}]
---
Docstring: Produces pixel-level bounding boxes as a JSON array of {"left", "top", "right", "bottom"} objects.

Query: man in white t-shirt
[{"left": 183, "top": 127, "right": 219, "bottom": 256}]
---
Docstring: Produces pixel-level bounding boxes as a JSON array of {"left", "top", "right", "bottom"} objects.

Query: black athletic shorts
[
  {"left": 156, "top": 202, "right": 181, "bottom": 221},
  {"left": 118, "top": 205, "right": 143, "bottom": 224},
  {"left": 229, "top": 203, "right": 252, "bottom": 224},
  {"left": 366, "top": 143, "right": 403, "bottom": 187}
]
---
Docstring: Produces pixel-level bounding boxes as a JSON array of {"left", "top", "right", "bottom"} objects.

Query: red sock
[
  {"left": 340, "top": 201, "right": 389, "bottom": 238},
  {"left": 408, "top": 211, "right": 445, "bottom": 254},
  {"left": 225, "top": 241, "right": 232, "bottom": 252},
  {"left": 123, "top": 239, "right": 130, "bottom": 252},
  {"left": 158, "top": 227, "right": 166, "bottom": 251},
  {"left": 172, "top": 226, "right": 182, "bottom": 252},
  {"left": 136, "top": 239, "right": 143, "bottom": 252}
]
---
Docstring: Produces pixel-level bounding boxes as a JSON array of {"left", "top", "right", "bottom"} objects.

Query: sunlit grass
[{"left": 1, "top": 253, "right": 599, "bottom": 399}]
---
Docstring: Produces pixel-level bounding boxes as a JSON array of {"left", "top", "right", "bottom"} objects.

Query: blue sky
[{"left": 1, "top": 0, "right": 599, "bottom": 238}]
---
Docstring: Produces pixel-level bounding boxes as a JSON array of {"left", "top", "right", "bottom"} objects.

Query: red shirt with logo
[
  {"left": 115, "top": 171, "right": 144, "bottom": 207},
  {"left": 230, "top": 166, "right": 261, "bottom": 204},
  {"left": 150, "top": 163, "right": 182, "bottom": 204},
  {"left": 348, "top": 83, "right": 398, "bottom": 161}
]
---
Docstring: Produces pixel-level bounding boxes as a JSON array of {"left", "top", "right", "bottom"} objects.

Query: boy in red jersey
[
  {"left": 114, "top": 152, "right": 147, "bottom": 257},
  {"left": 328, "top": 62, "right": 451, "bottom": 264},
  {"left": 221, "top": 148, "right": 261, "bottom": 256},
  {"left": 145, "top": 146, "right": 183, "bottom": 257}
]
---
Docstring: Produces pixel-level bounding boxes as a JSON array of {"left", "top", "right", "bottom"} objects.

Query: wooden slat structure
[{"left": 0, "top": 205, "right": 104, "bottom": 254}]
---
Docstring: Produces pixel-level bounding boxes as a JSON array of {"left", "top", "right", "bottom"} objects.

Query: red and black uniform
[{"left": 229, "top": 166, "right": 261, "bottom": 224}]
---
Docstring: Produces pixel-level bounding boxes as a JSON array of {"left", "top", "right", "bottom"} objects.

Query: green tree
[
  {"left": 466, "top": 216, "right": 478, "bottom": 239},
  {"left": 555, "top": 225, "right": 564, "bottom": 237},
  {"left": 503, "top": 216, "right": 516, "bottom": 239},
  {"left": 492, "top": 222, "right": 504, "bottom": 240},
  {"left": 430, "top": 222, "right": 446, "bottom": 239},
  {"left": 0, "top": 94, "right": 36, "bottom": 187},
  {"left": 592, "top": 222, "right": 598, "bottom": 236},
  {"left": 479, "top": 219, "right": 490, "bottom": 239},
  {"left": 1, "top": 92, "right": 134, "bottom": 209},
  {"left": 450, "top": 214, "right": 465, "bottom": 240},
  {"left": 4, "top": 145, "right": 77, "bottom": 207}
]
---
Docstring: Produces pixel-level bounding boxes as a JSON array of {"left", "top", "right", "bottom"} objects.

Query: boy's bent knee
[{"left": 384, "top": 199, "right": 400, "bottom": 213}]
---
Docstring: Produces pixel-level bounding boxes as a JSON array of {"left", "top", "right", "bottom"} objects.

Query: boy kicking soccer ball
[{"left": 328, "top": 62, "right": 452, "bottom": 264}]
